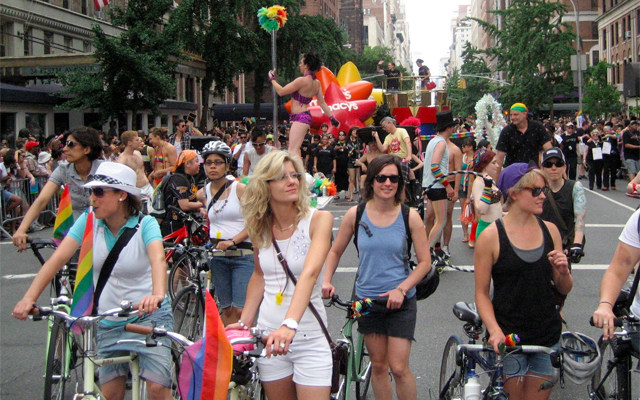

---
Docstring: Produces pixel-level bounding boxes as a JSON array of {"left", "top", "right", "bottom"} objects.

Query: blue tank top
[{"left": 355, "top": 208, "right": 416, "bottom": 299}]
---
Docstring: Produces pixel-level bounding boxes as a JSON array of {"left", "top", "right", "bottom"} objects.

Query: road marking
[
  {"left": 4, "top": 273, "right": 37, "bottom": 280},
  {"left": 335, "top": 264, "right": 609, "bottom": 273},
  {"left": 587, "top": 189, "right": 636, "bottom": 212}
]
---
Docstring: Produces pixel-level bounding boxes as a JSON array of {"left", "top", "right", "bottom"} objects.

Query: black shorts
[
  {"left": 357, "top": 296, "right": 417, "bottom": 340},
  {"left": 425, "top": 188, "right": 448, "bottom": 201}
]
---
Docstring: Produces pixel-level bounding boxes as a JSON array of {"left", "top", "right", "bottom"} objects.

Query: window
[
  {"left": 63, "top": 0, "right": 69, "bottom": 8},
  {"left": 185, "top": 77, "right": 195, "bottom": 103},
  {"left": 1, "top": 113, "right": 17, "bottom": 148},
  {"left": 623, "top": 18, "right": 626, "bottom": 41},
  {"left": 602, "top": 0, "right": 606, "bottom": 12},
  {"left": 23, "top": 28, "right": 31, "bottom": 56},
  {"left": 64, "top": 36, "right": 72, "bottom": 52},
  {"left": 44, "top": 31, "right": 53, "bottom": 55},
  {"left": 82, "top": 0, "right": 87, "bottom": 15},
  {"left": 592, "top": 50, "right": 600, "bottom": 65},
  {"left": 364, "top": 26, "right": 368, "bottom": 46},
  {"left": 25, "top": 113, "right": 46, "bottom": 140},
  {"left": 592, "top": 22, "right": 598, "bottom": 40},
  {"left": 603, "top": 29, "right": 607, "bottom": 50},
  {"left": 83, "top": 41, "right": 91, "bottom": 53},
  {"left": 0, "top": 23, "right": 6, "bottom": 57}
]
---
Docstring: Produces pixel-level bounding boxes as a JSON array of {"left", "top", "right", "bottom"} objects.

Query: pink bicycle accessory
[{"left": 226, "top": 329, "right": 256, "bottom": 353}]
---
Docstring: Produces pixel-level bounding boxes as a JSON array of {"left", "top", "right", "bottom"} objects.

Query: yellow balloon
[
  {"left": 336, "top": 62, "right": 362, "bottom": 87},
  {"left": 371, "top": 89, "right": 384, "bottom": 105},
  {"left": 364, "top": 118, "right": 374, "bottom": 125}
]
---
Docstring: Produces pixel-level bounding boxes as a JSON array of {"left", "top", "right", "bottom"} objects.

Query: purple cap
[{"left": 498, "top": 163, "right": 530, "bottom": 198}]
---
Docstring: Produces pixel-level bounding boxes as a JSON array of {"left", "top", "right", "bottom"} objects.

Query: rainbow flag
[
  {"left": 178, "top": 291, "right": 233, "bottom": 400},
  {"left": 70, "top": 208, "right": 94, "bottom": 333},
  {"left": 52, "top": 185, "right": 74, "bottom": 245}
]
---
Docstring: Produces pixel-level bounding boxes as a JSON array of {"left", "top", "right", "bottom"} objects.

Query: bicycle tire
[
  {"left": 172, "top": 286, "right": 204, "bottom": 342},
  {"left": 439, "top": 335, "right": 464, "bottom": 400},
  {"left": 355, "top": 342, "right": 371, "bottom": 400},
  {"left": 43, "top": 316, "right": 69, "bottom": 400},
  {"left": 591, "top": 336, "right": 632, "bottom": 400},
  {"left": 168, "top": 253, "right": 198, "bottom": 300}
]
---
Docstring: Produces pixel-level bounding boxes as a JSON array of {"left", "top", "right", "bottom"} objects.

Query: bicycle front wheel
[
  {"left": 439, "top": 335, "right": 464, "bottom": 400},
  {"left": 172, "top": 286, "right": 204, "bottom": 342},
  {"left": 168, "top": 253, "right": 198, "bottom": 300},
  {"left": 591, "top": 336, "right": 632, "bottom": 400},
  {"left": 44, "top": 316, "right": 69, "bottom": 400},
  {"left": 355, "top": 340, "right": 371, "bottom": 400}
]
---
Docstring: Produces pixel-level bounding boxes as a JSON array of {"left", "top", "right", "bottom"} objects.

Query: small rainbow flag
[
  {"left": 70, "top": 208, "right": 94, "bottom": 333},
  {"left": 52, "top": 185, "right": 74, "bottom": 245},
  {"left": 178, "top": 291, "right": 233, "bottom": 400}
]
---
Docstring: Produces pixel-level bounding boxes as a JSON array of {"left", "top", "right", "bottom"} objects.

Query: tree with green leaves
[
  {"left": 583, "top": 61, "right": 623, "bottom": 118},
  {"left": 57, "top": 0, "right": 181, "bottom": 125},
  {"left": 446, "top": 44, "right": 495, "bottom": 117},
  {"left": 347, "top": 46, "right": 396, "bottom": 87},
  {"left": 470, "top": 0, "right": 575, "bottom": 113}
]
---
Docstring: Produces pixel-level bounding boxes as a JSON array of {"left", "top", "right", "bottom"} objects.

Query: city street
[{"left": 1, "top": 184, "right": 640, "bottom": 399}]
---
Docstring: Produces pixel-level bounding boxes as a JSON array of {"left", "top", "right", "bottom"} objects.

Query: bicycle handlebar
[
  {"left": 589, "top": 316, "right": 625, "bottom": 327},
  {"left": 30, "top": 300, "right": 163, "bottom": 324}
]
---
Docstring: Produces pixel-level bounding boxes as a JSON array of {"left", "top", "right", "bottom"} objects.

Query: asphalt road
[{"left": 2, "top": 183, "right": 640, "bottom": 399}]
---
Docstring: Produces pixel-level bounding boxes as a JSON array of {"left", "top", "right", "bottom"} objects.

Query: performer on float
[{"left": 269, "top": 52, "right": 340, "bottom": 159}]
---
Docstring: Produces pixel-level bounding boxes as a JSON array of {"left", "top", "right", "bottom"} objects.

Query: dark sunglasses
[
  {"left": 65, "top": 140, "right": 80, "bottom": 148},
  {"left": 90, "top": 187, "right": 119, "bottom": 197},
  {"left": 524, "top": 186, "right": 549, "bottom": 197},
  {"left": 205, "top": 160, "right": 226, "bottom": 167},
  {"left": 542, "top": 160, "right": 565, "bottom": 168},
  {"left": 239, "top": 136, "right": 247, "bottom": 139},
  {"left": 254, "top": 142, "right": 266, "bottom": 147},
  {"left": 374, "top": 174, "right": 400, "bottom": 184}
]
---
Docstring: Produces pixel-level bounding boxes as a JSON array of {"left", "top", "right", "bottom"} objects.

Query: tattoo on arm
[{"left": 573, "top": 183, "right": 587, "bottom": 233}]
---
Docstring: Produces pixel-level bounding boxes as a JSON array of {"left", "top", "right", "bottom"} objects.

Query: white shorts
[
  {"left": 256, "top": 329, "right": 332, "bottom": 387},
  {"left": 140, "top": 183, "right": 153, "bottom": 201}
]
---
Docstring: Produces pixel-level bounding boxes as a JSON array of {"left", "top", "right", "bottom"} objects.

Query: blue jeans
[{"left": 209, "top": 254, "right": 254, "bottom": 309}]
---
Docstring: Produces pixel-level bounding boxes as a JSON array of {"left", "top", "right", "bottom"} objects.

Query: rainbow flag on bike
[
  {"left": 178, "top": 291, "right": 233, "bottom": 400},
  {"left": 70, "top": 208, "right": 94, "bottom": 333},
  {"left": 52, "top": 185, "right": 74, "bottom": 245}
]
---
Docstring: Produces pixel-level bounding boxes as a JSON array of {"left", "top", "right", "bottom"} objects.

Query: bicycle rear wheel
[
  {"left": 172, "top": 287, "right": 204, "bottom": 342},
  {"left": 439, "top": 335, "right": 464, "bottom": 400},
  {"left": 168, "top": 253, "right": 198, "bottom": 300},
  {"left": 44, "top": 316, "right": 69, "bottom": 400},
  {"left": 591, "top": 336, "right": 632, "bottom": 400}
]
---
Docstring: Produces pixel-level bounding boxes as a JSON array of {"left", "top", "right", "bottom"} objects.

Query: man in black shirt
[
  {"left": 416, "top": 59, "right": 430, "bottom": 89},
  {"left": 622, "top": 120, "right": 640, "bottom": 181},
  {"left": 377, "top": 61, "right": 402, "bottom": 91},
  {"left": 495, "top": 103, "right": 552, "bottom": 167},
  {"left": 560, "top": 122, "right": 579, "bottom": 180}
]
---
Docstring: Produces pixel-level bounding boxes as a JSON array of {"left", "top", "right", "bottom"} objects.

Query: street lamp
[{"left": 567, "top": 0, "right": 583, "bottom": 112}]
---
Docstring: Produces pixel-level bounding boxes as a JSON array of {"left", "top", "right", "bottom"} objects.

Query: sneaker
[
  {"left": 602, "top": 187, "right": 609, "bottom": 191},
  {"left": 612, "top": 186, "right": 617, "bottom": 190},
  {"left": 442, "top": 245, "right": 451, "bottom": 260},
  {"left": 30, "top": 222, "right": 45, "bottom": 231}
]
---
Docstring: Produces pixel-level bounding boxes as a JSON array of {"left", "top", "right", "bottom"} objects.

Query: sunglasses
[
  {"left": 90, "top": 187, "right": 119, "bottom": 197},
  {"left": 523, "top": 186, "right": 549, "bottom": 197},
  {"left": 273, "top": 172, "right": 302, "bottom": 181},
  {"left": 374, "top": 174, "right": 400, "bottom": 184},
  {"left": 205, "top": 160, "right": 226, "bottom": 167},
  {"left": 254, "top": 142, "right": 266, "bottom": 147},
  {"left": 239, "top": 136, "right": 247, "bottom": 139},
  {"left": 65, "top": 140, "right": 80, "bottom": 148},
  {"left": 542, "top": 160, "right": 565, "bottom": 168}
]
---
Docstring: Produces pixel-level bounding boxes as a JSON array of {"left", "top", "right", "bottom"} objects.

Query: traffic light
[{"left": 458, "top": 79, "right": 467, "bottom": 89}]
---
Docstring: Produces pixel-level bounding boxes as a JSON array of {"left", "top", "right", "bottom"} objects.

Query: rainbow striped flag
[
  {"left": 70, "top": 208, "right": 94, "bottom": 333},
  {"left": 178, "top": 291, "right": 233, "bottom": 400},
  {"left": 52, "top": 185, "right": 74, "bottom": 245}
]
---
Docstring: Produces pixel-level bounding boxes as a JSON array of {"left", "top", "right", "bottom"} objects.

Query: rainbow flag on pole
[
  {"left": 52, "top": 185, "right": 74, "bottom": 245},
  {"left": 178, "top": 291, "right": 233, "bottom": 400},
  {"left": 70, "top": 208, "right": 94, "bottom": 333}
]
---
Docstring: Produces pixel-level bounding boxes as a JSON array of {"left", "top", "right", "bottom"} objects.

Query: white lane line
[
  {"left": 335, "top": 264, "right": 609, "bottom": 273},
  {"left": 587, "top": 189, "right": 636, "bottom": 212},
  {"left": 3, "top": 273, "right": 37, "bottom": 279},
  {"left": 332, "top": 225, "right": 622, "bottom": 231}
]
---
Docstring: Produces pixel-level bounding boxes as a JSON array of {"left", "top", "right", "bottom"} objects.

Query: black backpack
[{"left": 353, "top": 202, "right": 439, "bottom": 300}]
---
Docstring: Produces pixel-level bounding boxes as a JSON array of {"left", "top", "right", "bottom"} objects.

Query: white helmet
[
  {"left": 201, "top": 140, "right": 232, "bottom": 162},
  {"left": 561, "top": 332, "right": 602, "bottom": 385}
]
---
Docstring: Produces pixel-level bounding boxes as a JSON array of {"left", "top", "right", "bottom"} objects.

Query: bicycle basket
[{"left": 561, "top": 332, "right": 602, "bottom": 385}]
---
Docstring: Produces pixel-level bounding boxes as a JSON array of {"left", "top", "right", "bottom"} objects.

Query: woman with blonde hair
[{"left": 228, "top": 150, "right": 334, "bottom": 400}]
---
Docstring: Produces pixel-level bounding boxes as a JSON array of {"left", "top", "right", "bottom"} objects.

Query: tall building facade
[
  {"left": 299, "top": 0, "right": 340, "bottom": 24},
  {"left": 339, "top": 0, "right": 364, "bottom": 53},
  {"left": 362, "top": 0, "right": 411, "bottom": 70},
  {"left": 447, "top": 4, "right": 472, "bottom": 75}
]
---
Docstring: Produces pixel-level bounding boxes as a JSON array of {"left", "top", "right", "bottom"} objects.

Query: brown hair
[{"left": 362, "top": 154, "right": 404, "bottom": 205}]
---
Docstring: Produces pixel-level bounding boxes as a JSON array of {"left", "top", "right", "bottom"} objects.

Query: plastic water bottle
[
  {"left": 310, "top": 193, "right": 318, "bottom": 207},
  {"left": 464, "top": 373, "right": 481, "bottom": 400}
]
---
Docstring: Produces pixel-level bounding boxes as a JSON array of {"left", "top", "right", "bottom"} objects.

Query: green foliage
[
  {"left": 583, "top": 61, "right": 622, "bottom": 118},
  {"left": 470, "top": 0, "right": 575, "bottom": 112},
  {"left": 446, "top": 44, "right": 495, "bottom": 117},
  {"left": 57, "top": 0, "right": 181, "bottom": 123},
  {"left": 346, "top": 46, "right": 395, "bottom": 87}
]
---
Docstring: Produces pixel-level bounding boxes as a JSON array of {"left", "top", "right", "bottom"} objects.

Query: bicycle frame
[{"left": 340, "top": 316, "right": 370, "bottom": 400}]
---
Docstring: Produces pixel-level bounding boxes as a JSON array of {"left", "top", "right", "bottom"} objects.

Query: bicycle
[
  {"left": 325, "top": 294, "right": 373, "bottom": 400},
  {"left": 439, "top": 301, "right": 560, "bottom": 400}
]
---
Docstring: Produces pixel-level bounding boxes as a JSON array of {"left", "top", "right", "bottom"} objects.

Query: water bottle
[
  {"left": 310, "top": 193, "right": 318, "bottom": 207},
  {"left": 322, "top": 186, "right": 327, "bottom": 197},
  {"left": 464, "top": 373, "right": 481, "bottom": 400}
]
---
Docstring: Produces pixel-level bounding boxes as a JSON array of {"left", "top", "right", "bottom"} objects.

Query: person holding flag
[{"left": 12, "top": 162, "right": 172, "bottom": 400}]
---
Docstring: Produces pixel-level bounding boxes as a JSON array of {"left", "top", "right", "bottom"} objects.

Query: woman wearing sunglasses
[
  {"left": 242, "top": 128, "right": 275, "bottom": 177},
  {"left": 475, "top": 163, "right": 572, "bottom": 400},
  {"left": 470, "top": 148, "right": 503, "bottom": 239},
  {"left": 13, "top": 162, "right": 172, "bottom": 400},
  {"left": 228, "top": 150, "right": 334, "bottom": 400},
  {"left": 323, "top": 155, "right": 430, "bottom": 400},
  {"left": 13, "top": 126, "right": 104, "bottom": 252}
]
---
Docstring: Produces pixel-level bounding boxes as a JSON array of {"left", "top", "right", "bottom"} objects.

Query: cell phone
[{"left": 187, "top": 112, "right": 196, "bottom": 123}]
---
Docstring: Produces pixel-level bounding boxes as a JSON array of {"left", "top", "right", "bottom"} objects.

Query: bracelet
[
  {"left": 230, "top": 238, "right": 236, "bottom": 246},
  {"left": 396, "top": 286, "right": 406, "bottom": 297},
  {"left": 269, "top": 76, "right": 276, "bottom": 82},
  {"left": 599, "top": 301, "right": 614, "bottom": 307},
  {"left": 238, "top": 319, "right": 249, "bottom": 330}
]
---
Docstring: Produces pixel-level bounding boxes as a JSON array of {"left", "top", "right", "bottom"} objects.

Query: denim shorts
[
  {"left": 209, "top": 254, "right": 254, "bottom": 309},
  {"left": 2, "top": 189, "right": 14, "bottom": 203},
  {"left": 97, "top": 305, "right": 174, "bottom": 387},
  {"left": 625, "top": 158, "right": 640, "bottom": 174},
  {"left": 501, "top": 340, "right": 561, "bottom": 378},
  {"left": 356, "top": 296, "right": 417, "bottom": 340}
]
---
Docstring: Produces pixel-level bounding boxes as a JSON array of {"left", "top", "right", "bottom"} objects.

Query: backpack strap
[
  {"left": 352, "top": 202, "right": 367, "bottom": 256},
  {"left": 353, "top": 202, "right": 412, "bottom": 263}
]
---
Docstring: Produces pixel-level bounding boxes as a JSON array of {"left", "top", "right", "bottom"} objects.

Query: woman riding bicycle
[
  {"left": 228, "top": 150, "right": 334, "bottom": 400},
  {"left": 13, "top": 126, "right": 104, "bottom": 252},
  {"left": 13, "top": 162, "right": 172, "bottom": 400},
  {"left": 195, "top": 141, "right": 253, "bottom": 326},
  {"left": 475, "top": 163, "right": 572, "bottom": 400},
  {"left": 322, "top": 154, "right": 431, "bottom": 400}
]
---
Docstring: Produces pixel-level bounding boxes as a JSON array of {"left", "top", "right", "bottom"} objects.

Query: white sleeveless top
[
  {"left": 205, "top": 181, "right": 248, "bottom": 241},
  {"left": 257, "top": 209, "right": 327, "bottom": 331}
]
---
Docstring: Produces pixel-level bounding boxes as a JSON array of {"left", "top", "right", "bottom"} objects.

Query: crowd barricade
[{"left": 1, "top": 177, "right": 60, "bottom": 235}]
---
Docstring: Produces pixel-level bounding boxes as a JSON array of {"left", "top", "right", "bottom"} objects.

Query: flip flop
[
  {"left": 347, "top": 198, "right": 354, "bottom": 202},
  {"left": 461, "top": 237, "right": 469, "bottom": 243}
]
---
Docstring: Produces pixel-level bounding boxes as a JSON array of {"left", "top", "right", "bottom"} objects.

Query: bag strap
[
  {"left": 93, "top": 215, "right": 144, "bottom": 314},
  {"left": 272, "top": 238, "right": 332, "bottom": 345},
  {"left": 206, "top": 180, "right": 232, "bottom": 213},
  {"left": 546, "top": 188, "right": 568, "bottom": 232}
]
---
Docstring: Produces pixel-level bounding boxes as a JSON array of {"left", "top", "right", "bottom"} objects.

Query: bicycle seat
[{"left": 453, "top": 302, "right": 483, "bottom": 326}]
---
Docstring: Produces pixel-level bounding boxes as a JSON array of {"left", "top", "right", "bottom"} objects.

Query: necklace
[{"left": 273, "top": 222, "right": 294, "bottom": 231}]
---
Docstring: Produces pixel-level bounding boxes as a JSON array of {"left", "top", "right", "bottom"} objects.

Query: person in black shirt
[
  {"left": 560, "top": 122, "right": 579, "bottom": 180},
  {"left": 495, "top": 103, "right": 552, "bottom": 167},
  {"left": 416, "top": 59, "right": 430, "bottom": 89},
  {"left": 161, "top": 150, "right": 203, "bottom": 236},
  {"left": 622, "top": 120, "right": 640, "bottom": 181},
  {"left": 313, "top": 134, "right": 336, "bottom": 180},
  {"left": 377, "top": 60, "right": 402, "bottom": 91}
]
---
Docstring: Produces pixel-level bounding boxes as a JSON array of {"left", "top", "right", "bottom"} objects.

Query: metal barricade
[
  {"left": 1, "top": 176, "right": 60, "bottom": 234},
  {"left": 36, "top": 176, "right": 58, "bottom": 225}
]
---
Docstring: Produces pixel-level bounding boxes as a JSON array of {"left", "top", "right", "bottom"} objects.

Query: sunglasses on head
[
  {"left": 90, "top": 187, "right": 119, "bottom": 197},
  {"left": 542, "top": 160, "right": 565, "bottom": 168},
  {"left": 65, "top": 140, "right": 80, "bottom": 148},
  {"left": 524, "top": 186, "right": 549, "bottom": 197},
  {"left": 374, "top": 174, "right": 400, "bottom": 184}
]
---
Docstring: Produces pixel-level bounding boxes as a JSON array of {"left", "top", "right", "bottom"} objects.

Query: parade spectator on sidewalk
[
  {"left": 602, "top": 125, "right": 620, "bottom": 190},
  {"left": 583, "top": 129, "right": 604, "bottom": 191},
  {"left": 169, "top": 119, "right": 203, "bottom": 157},
  {"left": 243, "top": 129, "right": 275, "bottom": 177},
  {"left": 495, "top": 103, "right": 552, "bottom": 167},
  {"left": 560, "top": 122, "right": 579, "bottom": 180},
  {"left": 622, "top": 120, "right": 640, "bottom": 182},
  {"left": 147, "top": 127, "right": 177, "bottom": 187}
]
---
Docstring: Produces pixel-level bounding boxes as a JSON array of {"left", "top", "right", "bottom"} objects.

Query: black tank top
[
  {"left": 540, "top": 180, "right": 575, "bottom": 244},
  {"left": 492, "top": 218, "right": 562, "bottom": 347}
]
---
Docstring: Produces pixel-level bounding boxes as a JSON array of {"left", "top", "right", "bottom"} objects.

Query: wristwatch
[{"left": 281, "top": 318, "right": 298, "bottom": 331}]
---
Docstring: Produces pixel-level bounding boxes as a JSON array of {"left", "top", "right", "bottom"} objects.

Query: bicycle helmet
[
  {"left": 561, "top": 331, "right": 602, "bottom": 384},
  {"left": 201, "top": 140, "right": 232, "bottom": 162}
]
